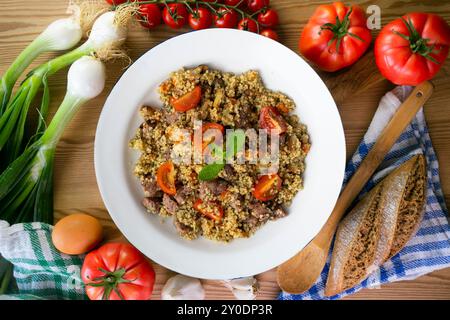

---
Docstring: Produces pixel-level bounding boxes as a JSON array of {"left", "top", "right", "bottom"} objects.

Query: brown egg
[{"left": 52, "top": 213, "right": 103, "bottom": 255}]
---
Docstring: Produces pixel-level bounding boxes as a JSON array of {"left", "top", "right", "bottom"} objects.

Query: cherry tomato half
[
  {"left": 259, "top": 106, "right": 287, "bottom": 134},
  {"left": 171, "top": 86, "right": 202, "bottom": 112},
  {"left": 195, "top": 122, "right": 225, "bottom": 154},
  {"left": 156, "top": 161, "right": 176, "bottom": 195},
  {"left": 194, "top": 199, "right": 224, "bottom": 221},
  {"left": 238, "top": 18, "right": 259, "bottom": 33},
  {"left": 162, "top": 3, "right": 188, "bottom": 29},
  {"left": 214, "top": 8, "right": 239, "bottom": 28},
  {"left": 247, "top": 0, "right": 269, "bottom": 13},
  {"left": 139, "top": 4, "right": 162, "bottom": 29},
  {"left": 189, "top": 7, "right": 213, "bottom": 30},
  {"left": 253, "top": 174, "right": 282, "bottom": 201},
  {"left": 260, "top": 28, "right": 279, "bottom": 41},
  {"left": 257, "top": 8, "right": 278, "bottom": 28}
]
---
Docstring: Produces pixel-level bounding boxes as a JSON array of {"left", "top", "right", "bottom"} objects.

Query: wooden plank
[{"left": 1, "top": 0, "right": 450, "bottom": 300}]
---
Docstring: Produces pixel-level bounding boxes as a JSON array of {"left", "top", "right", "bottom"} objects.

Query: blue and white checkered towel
[{"left": 279, "top": 85, "right": 450, "bottom": 300}]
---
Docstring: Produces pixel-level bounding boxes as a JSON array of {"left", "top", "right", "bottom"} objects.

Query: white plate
[{"left": 95, "top": 29, "right": 345, "bottom": 280}]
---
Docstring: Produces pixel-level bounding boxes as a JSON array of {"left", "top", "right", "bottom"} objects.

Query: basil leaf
[
  {"left": 198, "top": 130, "right": 246, "bottom": 181},
  {"left": 198, "top": 163, "right": 225, "bottom": 181}
]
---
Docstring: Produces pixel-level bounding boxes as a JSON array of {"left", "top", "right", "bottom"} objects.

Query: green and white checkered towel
[{"left": 0, "top": 220, "right": 87, "bottom": 300}]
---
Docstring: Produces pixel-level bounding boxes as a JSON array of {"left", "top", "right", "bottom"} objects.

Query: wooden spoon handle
[{"left": 316, "top": 81, "right": 434, "bottom": 247}]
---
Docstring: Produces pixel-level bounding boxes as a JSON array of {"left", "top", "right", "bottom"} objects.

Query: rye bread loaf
[{"left": 324, "top": 155, "right": 426, "bottom": 296}]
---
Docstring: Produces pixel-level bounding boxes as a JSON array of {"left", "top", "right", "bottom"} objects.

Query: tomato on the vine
[
  {"left": 105, "top": 0, "right": 127, "bottom": 5},
  {"left": 189, "top": 7, "right": 213, "bottom": 30},
  {"left": 214, "top": 7, "right": 239, "bottom": 28},
  {"left": 225, "top": 0, "right": 246, "bottom": 8},
  {"left": 375, "top": 13, "right": 450, "bottom": 85},
  {"left": 257, "top": 8, "right": 278, "bottom": 28},
  {"left": 139, "top": 4, "right": 162, "bottom": 29},
  {"left": 260, "top": 29, "right": 279, "bottom": 41},
  {"left": 238, "top": 18, "right": 258, "bottom": 33},
  {"left": 247, "top": 0, "right": 269, "bottom": 13},
  {"left": 162, "top": 3, "right": 188, "bottom": 29}
]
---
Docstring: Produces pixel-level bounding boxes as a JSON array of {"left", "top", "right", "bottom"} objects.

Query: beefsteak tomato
[
  {"left": 81, "top": 243, "right": 155, "bottom": 300},
  {"left": 299, "top": 2, "right": 372, "bottom": 72},
  {"left": 375, "top": 13, "right": 450, "bottom": 85}
]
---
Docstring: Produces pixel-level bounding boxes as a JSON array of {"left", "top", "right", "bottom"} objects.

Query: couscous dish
[{"left": 130, "top": 65, "right": 310, "bottom": 242}]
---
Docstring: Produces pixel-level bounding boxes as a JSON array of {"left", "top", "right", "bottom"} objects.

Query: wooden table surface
[{"left": 1, "top": 0, "right": 450, "bottom": 300}]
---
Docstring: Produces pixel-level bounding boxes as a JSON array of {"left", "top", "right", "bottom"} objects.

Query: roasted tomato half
[
  {"left": 171, "top": 86, "right": 202, "bottom": 112},
  {"left": 253, "top": 174, "right": 282, "bottom": 201},
  {"left": 259, "top": 106, "right": 287, "bottom": 134},
  {"left": 156, "top": 161, "right": 176, "bottom": 195}
]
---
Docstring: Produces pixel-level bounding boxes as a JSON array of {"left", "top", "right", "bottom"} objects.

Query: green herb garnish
[{"left": 198, "top": 130, "right": 245, "bottom": 181}]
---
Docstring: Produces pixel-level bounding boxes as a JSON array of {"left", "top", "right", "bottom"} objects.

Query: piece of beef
[
  {"left": 244, "top": 215, "right": 259, "bottom": 230},
  {"left": 222, "top": 165, "right": 235, "bottom": 181},
  {"left": 164, "top": 110, "right": 182, "bottom": 123},
  {"left": 199, "top": 180, "right": 228, "bottom": 199},
  {"left": 248, "top": 202, "right": 271, "bottom": 222},
  {"left": 229, "top": 194, "right": 243, "bottom": 212},
  {"left": 163, "top": 193, "right": 178, "bottom": 214},
  {"left": 142, "top": 198, "right": 161, "bottom": 214},
  {"left": 142, "top": 179, "right": 161, "bottom": 198},
  {"left": 271, "top": 206, "right": 288, "bottom": 220},
  {"left": 174, "top": 185, "right": 192, "bottom": 205},
  {"left": 174, "top": 219, "right": 194, "bottom": 237}
]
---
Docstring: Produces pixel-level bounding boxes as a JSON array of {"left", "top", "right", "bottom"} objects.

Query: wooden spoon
[{"left": 277, "top": 81, "right": 434, "bottom": 294}]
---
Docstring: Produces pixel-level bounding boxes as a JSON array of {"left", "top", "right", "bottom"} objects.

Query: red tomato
[
  {"left": 253, "top": 174, "right": 282, "bottom": 201},
  {"left": 238, "top": 18, "right": 259, "bottom": 33},
  {"left": 259, "top": 106, "right": 287, "bottom": 133},
  {"left": 202, "top": 122, "right": 225, "bottom": 135},
  {"left": 260, "top": 28, "right": 279, "bottom": 41},
  {"left": 156, "top": 161, "right": 176, "bottom": 195},
  {"left": 81, "top": 243, "right": 155, "bottom": 300},
  {"left": 225, "top": 0, "right": 246, "bottom": 8},
  {"left": 138, "top": 4, "right": 161, "bottom": 28},
  {"left": 162, "top": 3, "right": 188, "bottom": 29},
  {"left": 193, "top": 199, "right": 224, "bottom": 221},
  {"left": 299, "top": 2, "right": 372, "bottom": 72},
  {"left": 247, "top": 0, "right": 269, "bottom": 13},
  {"left": 171, "top": 86, "right": 202, "bottom": 112},
  {"left": 189, "top": 7, "right": 213, "bottom": 30},
  {"left": 375, "top": 13, "right": 450, "bottom": 85},
  {"left": 105, "top": 0, "right": 128, "bottom": 5},
  {"left": 214, "top": 8, "right": 239, "bottom": 28},
  {"left": 257, "top": 8, "right": 278, "bottom": 28},
  {"left": 195, "top": 122, "right": 225, "bottom": 153}
]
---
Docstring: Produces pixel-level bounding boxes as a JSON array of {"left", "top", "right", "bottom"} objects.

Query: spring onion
[
  {"left": 0, "top": 56, "right": 106, "bottom": 225},
  {"left": 0, "top": 17, "right": 83, "bottom": 115},
  {"left": 0, "top": 9, "right": 130, "bottom": 167}
]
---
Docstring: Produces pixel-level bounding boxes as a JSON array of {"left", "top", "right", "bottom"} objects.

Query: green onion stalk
[
  {"left": 0, "top": 56, "right": 106, "bottom": 225},
  {"left": 0, "top": 17, "right": 83, "bottom": 116},
  {"left": 0, "top": 10, "right": 129, "bottom": 168}
]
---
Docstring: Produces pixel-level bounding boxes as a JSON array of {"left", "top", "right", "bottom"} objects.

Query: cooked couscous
[{"left": 130, "top": 65, "right": 310, "bottom": 242}]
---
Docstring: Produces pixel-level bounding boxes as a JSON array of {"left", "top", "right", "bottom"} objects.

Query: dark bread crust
[
  {"left": 325, "top": 155, "right": 427, "bottom": 296},
  {"left": 389, "top": 155, "right": 426, "bottom": 258},
  {"left": 341, "top": 187, "right": 384, "bottom": 291}
]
